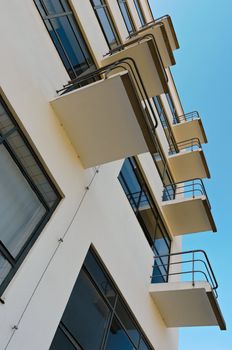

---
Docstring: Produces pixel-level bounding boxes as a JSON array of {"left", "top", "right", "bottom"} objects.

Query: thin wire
[{"left": 3, "top": 166, "right": 100, "bottom": 350}]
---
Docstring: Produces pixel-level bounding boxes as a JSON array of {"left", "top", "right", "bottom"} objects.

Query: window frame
[{"left": 0, "top": 96, "right": 61, "bottom": 296}]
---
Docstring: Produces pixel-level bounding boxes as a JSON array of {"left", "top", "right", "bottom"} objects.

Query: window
[
  {"left": 133, "top": 0, "right": 146, "bottom": 26},
  {"left": 50, "top": 249, "right": 154, "bottom": 350},
  {"left": 118, "top": 158, "right": 171, "bottom": 281},
  {"left": 90, "top": 0, "right": 120, "bottom": 50},
  {"left": 117, "top": 0, "right": 135, "bottom": 34},
  {"left": 0, "top": 96, "right": 61, "bottom": 294},
  {"left": 34, "top": 0, "right": 96, "bottom": 80}
]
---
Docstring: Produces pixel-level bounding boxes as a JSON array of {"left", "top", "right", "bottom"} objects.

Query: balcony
[
  {"left": 161, "top": 179, "right": 216, "bottom": 235},
  {"left": 155, "top": 15, "right": 180, "bottom": 51},
  {"left": 51, "top": 65, "right": 158, "bottom": 168},
  {"left": 101, "top": 35, "right": 168, "bottom": 98},
  {"left": 150, "top": 250, "right": 226, "bottom": 330},
  {"left": 128, "top": 21, "right": 175, "bottom": 68},
  {"left": 168, "top": 138, "right": 210, "bottom": 182},
  {"left": 172, "top": 111, "right": 207, "bottom": 144}
]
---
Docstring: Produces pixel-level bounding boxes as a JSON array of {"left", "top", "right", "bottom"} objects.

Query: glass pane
[
  {"left": 50, "top": 327, "right": 77, "bottom": 350},
  {"left": 62, "top": 269, "right": 111, "bottom": 350},
  {"left": 44, "top": 19, "right": 75, "bottom": 79},
  {"left": 139, "top": 338, "right": 150, "bottom": 350},
  {"left": 119, "top": 1, "right": 134, "bottom": 33},
  {"left": 105, "top": 316, "right": 135, "bottom": 350},
  {"left": 96, "top": 7, "right": 118, "bottom": 48},
  {"left": 7, "top": 131, "right": 58, "bottom": 208},
  {"left": 0, "top": 255, "right": 12, "bottom": 285},
  {"left": 49, "top": 16, "right": 88, "bottom": 74},
  {"left": 115, "top": 299, "right": 140, "bottom": 346},
  {"left": 42, "top": 0, "right": 67, "bottom": 15},
  {"left": 0, "top": 145, "right": 46, "bottom": 257},
  {"left": 133, "top": 0, "right": 145, "bottom": 26},
  {"left": 84, "top": 251, "right": 116, "bottom": 306}
]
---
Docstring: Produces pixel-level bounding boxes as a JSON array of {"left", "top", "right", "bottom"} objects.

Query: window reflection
[{"left": 105, "top": 317, "right": 135, "bottom": 350}]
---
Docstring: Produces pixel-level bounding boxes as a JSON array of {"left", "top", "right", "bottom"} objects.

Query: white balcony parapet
[
  {"left": 127, "top": 21, "right": 175, "bottom": 68},
  {"left": 155, "top": 15, "right": 180, "bottom": 51},
  {"left": 150, "top": 250, "right": 226, "bottom": 330},
  {"left": 172, "top": 111, "right": 208, "bottom": 144},
  {"left": 161, "top": 179, "right": 216, "bottom": 235},
  {"left": 168, "top": 138, "right": 210, "bottom": 182}
]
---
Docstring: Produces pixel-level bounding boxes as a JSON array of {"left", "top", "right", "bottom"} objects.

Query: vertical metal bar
[{"left": 192, "top": 251, "right": 195, "bottom": 287}]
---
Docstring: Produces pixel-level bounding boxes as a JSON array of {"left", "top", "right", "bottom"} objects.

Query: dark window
[
  {"left": 133, "top": 0, "right": 146, "bottom": 26},
  {"left": 90, "top": 0, "right": 120, "bottom": 50},
  {"left": 117, "top": 0, "right": 135, "bottom": 34},
  {"left": 118, "top": 158, "right": 171, "bottom": 282},
  {"left": 0, "top": 96, "right": 61, "bottom": 295},
  {"left": 50, "top": 249, "right": 154, "bottom": 350},
  {"left": 34, "top": 0, "right": 96, "bottom": 80}
]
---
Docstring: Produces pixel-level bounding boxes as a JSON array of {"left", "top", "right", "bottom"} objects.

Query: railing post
[
  {"left": 192, "top": 251, "right": 195, "bottom": 287},
  {"left": 192, "top": 180, "right": 195, "bottom": 198}
]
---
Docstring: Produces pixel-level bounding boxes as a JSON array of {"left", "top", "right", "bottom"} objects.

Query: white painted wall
[{"left": 0, "top": 1, "right": 180, "bottom": 350}]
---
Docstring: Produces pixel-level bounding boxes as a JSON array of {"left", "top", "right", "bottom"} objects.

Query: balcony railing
[
  {"left": 162, "top": 178, "right": 210, "bottom": 206},
  {"left": 177, "top": 111, "right": 200, "bottom": 123},
  {"left": 151, "top": 250, "right": 218, "bottom": 298},
  {"left": 150, "top": 250, "right": 225, "bottom": 329},
  {"left": 169, "top": 137, "right": 202, "bottom": 154}
]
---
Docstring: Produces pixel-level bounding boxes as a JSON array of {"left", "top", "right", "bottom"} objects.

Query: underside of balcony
[
  {"left": 162, "top": 196, "right": 216, "bottom": 235},
  {"left": 150, "top": 281, "right": 226, "bottom": 329}
]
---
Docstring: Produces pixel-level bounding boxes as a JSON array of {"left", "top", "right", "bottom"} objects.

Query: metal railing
[
  {"left": 162, "top": 178, "right": 211, "bottom": 208},
  {"left": 177, "top": 111, "right": 200, "bottom": 123},
  {"left": 151, "top": 250, "right": 219, "bottom": 298},
  {"left": 169, "top": 137, "right": 202, "bottom": 154}
]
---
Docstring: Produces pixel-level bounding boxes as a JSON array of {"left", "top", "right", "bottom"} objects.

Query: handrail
[
  {"left": 151, "top": 250, "right": 219, "bottom": 298},
  {"left": 177, "top": 111, "right": 200, "bottom": 123},
  {"left": 162, "top": 178, "right": 211, "bottom": 209},
  {"left": 169, "top": 137, "right": 202, "bottom": 154}
]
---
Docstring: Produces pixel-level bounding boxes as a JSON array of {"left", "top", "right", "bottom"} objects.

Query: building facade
[{"left": 0, "top": 1, "right": 225, "bottom": 349}]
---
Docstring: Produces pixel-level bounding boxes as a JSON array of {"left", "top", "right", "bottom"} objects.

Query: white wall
[{"left": 0, "top": 1, "right": 180, "bottom": 350}]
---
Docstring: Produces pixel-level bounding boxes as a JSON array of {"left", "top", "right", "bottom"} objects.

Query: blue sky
[{"left": 151, "top": 1, "right": 232, "bottom": 349}]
